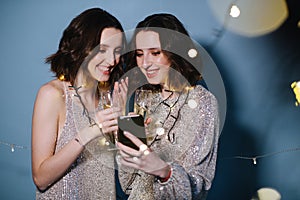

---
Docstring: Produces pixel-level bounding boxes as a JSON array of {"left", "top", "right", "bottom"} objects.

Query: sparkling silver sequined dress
[
  {"left": 36, "top": 83, "right": 116, "bottom": 200},
  {"left": 118, "top": 85, "right": 220, "bottom": 200}
]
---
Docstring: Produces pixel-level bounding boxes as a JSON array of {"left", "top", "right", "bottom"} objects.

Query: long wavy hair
[
  {"left": 126, "top": 13, "right": 202, "bottom": 93},
  {"left": 46, "top": 8, "right": 126, "bottom": 87}
]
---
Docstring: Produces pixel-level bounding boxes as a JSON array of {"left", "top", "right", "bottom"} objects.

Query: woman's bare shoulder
[
  {"left": 36, "top": 79, "right": 66, "bottom": 103},
  {"left": 39, "top": 79, "right": 65, "bottom": 96}
]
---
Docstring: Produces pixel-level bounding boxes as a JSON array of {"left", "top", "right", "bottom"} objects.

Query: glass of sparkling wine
[
  {"left": 134, "top": 89, "right": 153, "bottom": 144},
  {"left": 100, "top": 90, "right": 113, "bottom": 109},
  {"left": 134, "top": 89, "right": 152, "bottom": 117},
  {"left": 100, "top": 90, "right": 116, "bottom": 146}
]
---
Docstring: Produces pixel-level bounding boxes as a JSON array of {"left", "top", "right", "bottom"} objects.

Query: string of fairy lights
[
  {"left": 223, "top": 147, "right": 300, "bottom": 165},
  {"left": 0, "top": 140, "right": 28, "bottom": 152},
  {"left": 1, "top": 139, "right": 299, "bottom": 166},
  {"left": 1, "top": 81, "right": 300, "bottom": 163}
]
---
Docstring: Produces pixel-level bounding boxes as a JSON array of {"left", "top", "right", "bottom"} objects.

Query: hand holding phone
[{"left": 117, "top": 115, "right": 147, "bottom": 150}]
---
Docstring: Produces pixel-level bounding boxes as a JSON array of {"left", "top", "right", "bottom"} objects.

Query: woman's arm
[
  {"left": 31, "top": 83, "right": 84, "bottom": 191},
  {"left": 153, "top": 92, "right": 220, "bottom": 199},
  {"left": 117, "top": 88, "right": 220, "bottom": 199}
]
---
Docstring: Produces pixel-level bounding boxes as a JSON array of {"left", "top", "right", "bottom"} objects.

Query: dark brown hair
[
  {"left": 126, "top": 13, "right": 202, "bottom": 92},
  {"left": 46, "top": 8, "right": 126, "bottom": 86}
]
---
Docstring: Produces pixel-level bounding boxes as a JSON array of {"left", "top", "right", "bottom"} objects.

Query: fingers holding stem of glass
[{"left": 96, "top": 79, "right": 128, "bottom": 146}]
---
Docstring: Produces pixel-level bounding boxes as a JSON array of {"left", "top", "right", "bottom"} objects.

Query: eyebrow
[
  {"left": 136, "top": 47, "right": 161, "bottom": 51},
  {"left": 100, "top": 44, "right": 122, "bottom": 49},
  {"left": 100, "top": 44, "right": 109, "bottom": 48}
]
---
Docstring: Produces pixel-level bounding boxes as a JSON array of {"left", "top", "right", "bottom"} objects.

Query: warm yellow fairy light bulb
[
  {"left": 208, "top": 0, "right": 288, "bottom": 36},
  {"left": 257, "top": 188, "right": 281, "bottom": 200},
  {"left": 291, "top": 81, "right": 300, "bottom": 106},
  {"left": 58, "top": 74, "right": 65, "bottom": 81}
]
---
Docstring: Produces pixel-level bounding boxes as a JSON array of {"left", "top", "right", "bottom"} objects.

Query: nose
[
  {"left": 142, "top": 54, "right": 152, "bottom": 69},
  {"left": 106, "top": 51, "right": 116, "bottom": 66}
]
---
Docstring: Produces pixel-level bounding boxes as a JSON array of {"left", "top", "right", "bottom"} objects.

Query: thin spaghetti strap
[{"left": 62, "top": 81, "right": 72, "bottom": 106}]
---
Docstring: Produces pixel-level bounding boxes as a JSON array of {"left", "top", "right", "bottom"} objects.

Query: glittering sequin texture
[
  {"left": 118, "top": 85, "right": 220, "bottom": 200},
  {"left": 36, "top": 85, "right": 116, "bottom": 200}
]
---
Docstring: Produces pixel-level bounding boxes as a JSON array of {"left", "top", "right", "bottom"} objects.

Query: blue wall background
[{"left": 0, "top": 0, "right": 299, "bottom": 199}]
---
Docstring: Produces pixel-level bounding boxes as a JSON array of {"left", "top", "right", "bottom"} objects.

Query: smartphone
[{"left": 117, "top": 115, "right": 147, "bottom": 150}]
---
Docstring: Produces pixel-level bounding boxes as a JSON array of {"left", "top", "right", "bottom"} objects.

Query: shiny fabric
[
  {"left": 36, "top": 83, "right": 116, "bottom": 200},
  {"left": 118, "top": 85, "right": 220, "bottom": 200}
]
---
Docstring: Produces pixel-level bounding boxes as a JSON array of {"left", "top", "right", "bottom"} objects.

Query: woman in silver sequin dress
[
  {"left": 31, "top": 8, "right": 127, "bottom": 199},
  {"left": 117, "top": 14, "right": 220, "bottom": 200}
]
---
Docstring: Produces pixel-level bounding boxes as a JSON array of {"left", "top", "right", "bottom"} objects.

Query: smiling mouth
[
  {"left": 96, "top": 65, "right": 112, "bottom": 75},
  {"left": 145, "top": 69, "right": 159, "bottom": 78},
  {"left": 103, "top": 69, "right": 110, "bottom": 75}
]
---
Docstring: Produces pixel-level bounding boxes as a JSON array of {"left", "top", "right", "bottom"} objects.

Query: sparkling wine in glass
[
  {"left": 134, "top": 89, "right": 152, "bottom": 117},
  {"left": 100, "top": 90, "right": 113, "bottom": 109},
  {"left": 100, "top": 90, "right": 116, "bottom": 146}
]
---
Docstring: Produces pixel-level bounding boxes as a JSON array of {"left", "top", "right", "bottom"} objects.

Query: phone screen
[{"left": 117, "top": 115, "right": 147, "bottom": 150}]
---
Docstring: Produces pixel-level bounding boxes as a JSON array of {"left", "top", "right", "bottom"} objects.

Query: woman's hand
[
  {"left": 96, "top": 107, "right": 121, "bottom": 134},
  {"left": 113, "top": 77, "right": 128, "bottom": 115},
  {"left": 76, "top": 106, "right": 121, "bottom": 146},
  {"left": 117, "top": 131, "right": 170, "bottom": 179},
  {"left": 77, "top": 78, "right": 128, "bottom": 146}
]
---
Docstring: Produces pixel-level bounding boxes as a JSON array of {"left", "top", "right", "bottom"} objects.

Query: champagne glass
[
  {"left": 134, "top": 89, "right": 155, "bottom": 144},
  {"left": 99, "top": 90, "right": 117, "bottom": 147},
  {"left": 100, "top": 90, "right": 125, "bottom": 148},
  {"left": 134, "top": 89, "right": 152, "bottom": 117},
  {"left": 100, "top": 90, "right": 113, "bottom": 109}
]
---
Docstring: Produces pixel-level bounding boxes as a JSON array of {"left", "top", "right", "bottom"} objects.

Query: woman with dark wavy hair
[
  {"left": 117, "top": 13, "right": 220, "bottom": 199},
  {"left": 31, "top": 8, "right": 127, "bottom": 199}
]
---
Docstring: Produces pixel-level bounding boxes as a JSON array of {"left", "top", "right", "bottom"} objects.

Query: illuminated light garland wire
[
  {"left": 1, "top": 139, "right": 299, "bottom": 167},
  {"left": 222, "top": 147, "right": 300, "bottom": 165},
  {"left": 208, "top": 0, "right": 239, "bottom": 50},
  {"left": 0, "top": 140, "right": 28, "bottom": 152}
]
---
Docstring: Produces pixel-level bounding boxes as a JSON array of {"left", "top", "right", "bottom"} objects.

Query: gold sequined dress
[
  {"left": 36, "top": 83, "right": 116, "bottom": 200},
  {"left": 118, "top": 85, "right": 220, "bottom": 200}
]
